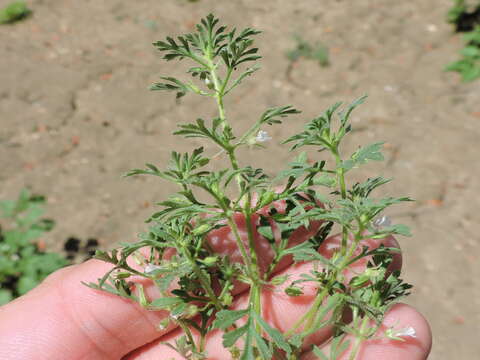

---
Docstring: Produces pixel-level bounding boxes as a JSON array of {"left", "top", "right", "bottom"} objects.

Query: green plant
[
  {"left": 287, "top": 35, "right": 330, "bottom": 67},
  {"left": 446, "top": 25, "right": 480, "bottom": 81},
  {"left": 0, "top": 1, "right": 30, "bottom": 25},
  {"left": 447, "top": 0, "right": 480, "bottom": 31},
  {"left": 447, "top": 0, "right": 468, "bottom": 25},
  {"left": 88, "top": 14, "right": 414, "bottom": 359},
  {"left": 0, "top": 189, "right": 68, "bottom": 305}
]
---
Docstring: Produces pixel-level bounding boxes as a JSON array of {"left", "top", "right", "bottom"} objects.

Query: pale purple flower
[
  {"left": 373, "top": 215, "right": 391, "bottom": 228},
  {"left": 395, "top": 326, "right": 417, "bottom": 338},
  {"left": 255, "top": 130, "right": 272, "bottom": 143},
  {"left": 144, "top": 263, "right": 161, "bottom": 274}
]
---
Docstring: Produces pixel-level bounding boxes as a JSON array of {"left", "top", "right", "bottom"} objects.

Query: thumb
[{"left": 0, "top": 260, "right": 170, "bottom": 360}]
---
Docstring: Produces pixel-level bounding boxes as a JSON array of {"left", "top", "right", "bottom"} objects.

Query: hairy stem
[
  {"left": 348, "top": 315, "right": 369, "bottom": 360},
  {"left": 332, "top": 147, "right": 348, "bottom": 257},
  {"left": 182, "top": 246, "right": 223, "bottom": 310},
  {"left": 245, "top": 191, "right": 262, "bottom": 331}
]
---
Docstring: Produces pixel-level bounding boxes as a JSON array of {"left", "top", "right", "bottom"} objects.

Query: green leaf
[
  {"left": 212, "top": 309, "right": 248, "bottom": 330},
  {"left": 174, "top": 118, "right": 228, "bottom": 149},
  {"left": 17, "top": 276, "right": 38, "bottom": 295},
  {"left": 223, "top": 323, "right": 249, "bottom": 348},
  {"left": 339, "top": 95, "right": 367, "bottom": 128},
  {"left": 260, "top": 105, "right": 301, "bottom": 126},
  {"left": 0, "top": 289, "right": 13, "bottom": 305},
  {"left": 342, "top": 142, "right": 384, "bottom": 171},
  {"left": 283, "top": 241, "right": 334, "bottom": 267},
  {"left": 460, "top": 45, "right": 480, "bottom": 58},
  {"left": 150, "top": 77, "right": 207, "bottom": 99},
  {"left": 371, "top": 223, "right": 412, "bottom": 238},
  {"left": 330, "top": 334, "right": 350, "bottom": 359},
  {"left": 225, "top": 65, "right": 260, "bottom": 94},
  {"left": 251, "top": 330, "right": 271, "bottom": 359},
  {"left": 348, "top": 177, "right": 391, "bottom": 199},
  {"left": 312, "top": 346, "right": 329, "bottom": 360},
  {"left": 149, "top": 297, "right": 184, "bottom": 310},
  {"left": 285, "top": 286, "right": 304, "bottom": 296}
]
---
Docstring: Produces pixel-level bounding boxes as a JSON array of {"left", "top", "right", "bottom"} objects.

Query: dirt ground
[{"left": 1, "top": 0, "right": 479, "bottom": 358}]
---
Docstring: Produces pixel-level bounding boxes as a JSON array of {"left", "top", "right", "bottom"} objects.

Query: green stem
[
  {"left": 285, "top": 223, "right": 364, "bottom": 338},
  {"left": 208, "top": 57, "right": 243, "bottom": 190},
  {"left": 285, "top": 285, "right": 330, "bottom": 338},
  {"left": 208, "top": 58, "right": 228, "bottom": 129},
  {"left": 244, "top": 192, "right": 262, "bottom": 332},
  {"left": 348, "top": 316, "right": 369, "bottom": 360},
  {"left": 199, "top": 333, "right": 206, "bottom": 354},
  {"left": 244, "top": 193, "right": 260, "bottom": 277},
  {"left": 332, "top": 147, "right": 348, "bottom": 257},
  {"left": 343, "top": 225, "right": 365, "bottom": 267},
  {"left": 219, "top": 67, "right": 234, "bottom": 95},
  {"left": 226, "top": 217, "right": 254, "bottom": 274},
  {"left": 227, "top": 149, "right": 240, "bottom": 170},
  {"left": 183, "top": 247, "right": 223, "bottom": 310},
  {"left": 236, "top": 118, "right": 263, "bottom": 146},
  {"left": 177, "top": 320, "right": 196, "bottom": 351}
]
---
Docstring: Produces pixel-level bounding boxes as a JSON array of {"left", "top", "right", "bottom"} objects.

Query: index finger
[{"left": 0, "top": 260, "right": 170, "bottom": 360}]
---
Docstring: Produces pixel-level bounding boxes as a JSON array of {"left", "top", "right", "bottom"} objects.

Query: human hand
[{"left": 0, "top": 232, "right": 432, "bottom": 360}]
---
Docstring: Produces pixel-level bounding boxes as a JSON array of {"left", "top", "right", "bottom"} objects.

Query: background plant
[
  {"left": 89, "top": 14, "right": 414, "bottom": 360},
  {"left": 0, "top": 1, "right": 30, "bottom": 25},
  {"left": 286, "top": 35, "right": 330, "bottom": 67},
  {"left": 0, "top": 189, "right": 69, "bottom": 305},
  {"left": 446, "top": 0, "right": 480, "bottom": 81},
  {"left": 446, "top": 25, "right": 480, "bottom": 81},
  {"left": 447, "top": 0, "right": 480, "bottom": 31}
]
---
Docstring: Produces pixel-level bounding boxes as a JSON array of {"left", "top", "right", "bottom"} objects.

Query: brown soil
[{"left": 1, "top": 0, "right": 479, "bottom": 358}]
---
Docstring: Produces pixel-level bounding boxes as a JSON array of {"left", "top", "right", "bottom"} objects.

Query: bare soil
[{"left": 1, "top": 0, "right": 479, "bottom": 358}]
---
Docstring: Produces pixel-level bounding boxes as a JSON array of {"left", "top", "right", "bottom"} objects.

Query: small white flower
[
  {"left": 386, "top": 325, "right": 417, "bottom": 340},
  {"left": 395, "top": 326, "right": 417, "bottom": 338},
  {"left": 373, "top": 215, "right": 391, "bottom": 228},
  {"left": 144, "top": 263, "right": 161, "bottom": 274},
  {"left": 255, "top": 130, "right": 272, "bottom": 143},
  {"left": 204, "top": 78, "right": 211, "bottom": 85}
]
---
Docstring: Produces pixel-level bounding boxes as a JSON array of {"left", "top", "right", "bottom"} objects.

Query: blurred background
[{"left": 1, "top": 0, "right": 479, "bottom": 358}]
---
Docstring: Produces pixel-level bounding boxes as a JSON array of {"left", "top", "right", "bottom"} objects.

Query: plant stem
[
  {"left": 207, "top": 56, "right": 244, "bottom": 191},
  {"left": 177, "top": 320, "right": 197, "bottom": 351},
  {"left": 205, "top": 56, "right": 257, "bottom": 287},
  {"left": 332, "top": 147, "right": 348, "bottom": 257},
  {"left": 348, "top": 316, "right": 369, "bottom": 360},
  {"left": 244, "top": 191, "right": 262, "bottom": 331},
  {"left": 285, "top": 285, "right": 330, "bottom": 337},
  {"left": 226, "top": 216, "right": 254, "bottom": 273},
  {"left": 286, "top": 224, "right": 364, "bottom": 338},
  {"left": 208, "top": 58, "right": 228, "bottom": 130},
  {"left": 182, "top": 246, "right": 223, "bottom": 310}
]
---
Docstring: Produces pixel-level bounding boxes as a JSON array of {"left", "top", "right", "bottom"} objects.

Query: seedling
[
  {"left": 0, "top": 1, "right": 31, "bottom": 25},
  {"left": 446, "top": 24, "right": 480, "bottom": 81},
  {"left": 447, "top": 0, "right": 480, "bottom": 32},
  {"left": 0, "top": 189, "right": 68, "bottom": 305},
  {"left": 287, "top": 35, "right": 330, "bottom": 67},
  {"left": 89, "top": 15, "right": 413, "bottom": 359}
]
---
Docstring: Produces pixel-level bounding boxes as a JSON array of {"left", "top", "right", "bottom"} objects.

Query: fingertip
[{"left": 355, "top": 303, "right": 432, "bottom": 360}]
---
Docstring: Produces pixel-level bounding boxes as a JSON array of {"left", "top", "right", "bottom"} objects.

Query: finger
[
  {"left": 126, "top": 234, "right": 402, "bottom": 359},
  {"left": 0, "top": 199, "right": 320, "bottom": 360},
  {"left": 0, "top": 260, "right": 175, "bottom": 360},
  {"left": 205, "top": 208, "right": 322, "bottom": 275},
  {"left": 301, "top": 303, "right": 432, "bottom": 360}
]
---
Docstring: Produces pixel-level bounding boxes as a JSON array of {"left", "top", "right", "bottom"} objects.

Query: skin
[{"left": 0, "top": 228, "right": 432, "bottom": 360}]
